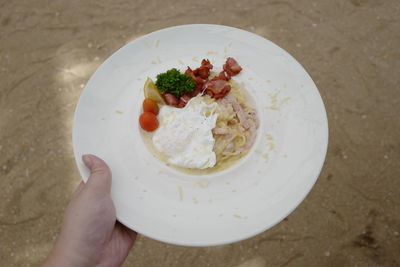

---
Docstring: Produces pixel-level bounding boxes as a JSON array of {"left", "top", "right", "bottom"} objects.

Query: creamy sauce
[
  {"left": 140, "top": 80, "right": 258, "bottom": 175},
  {"left": 141, "top": 131, "right": 242, "bottom": 175}
]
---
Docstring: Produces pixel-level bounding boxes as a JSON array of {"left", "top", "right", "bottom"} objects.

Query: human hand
[{"left": 43, "top": 155, "right": 137, "bottom": 267}]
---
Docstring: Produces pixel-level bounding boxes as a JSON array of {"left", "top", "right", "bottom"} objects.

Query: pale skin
[{"left": 42, "top": 155, "right": 137, "bottom": 267}]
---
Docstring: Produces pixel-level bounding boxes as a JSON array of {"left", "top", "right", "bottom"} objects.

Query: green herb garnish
[{"left": 155, "top": 68, "right": 195, "bottom": 97}]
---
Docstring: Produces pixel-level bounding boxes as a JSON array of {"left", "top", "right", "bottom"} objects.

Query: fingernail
[{"left": 82, "top": 154, "right": 93, "bottom": 168}]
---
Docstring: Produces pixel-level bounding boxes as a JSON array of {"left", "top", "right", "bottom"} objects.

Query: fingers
[
  {"left": 72, "top": 182, "right": 85, "bottom": 198},
  {"left": 116, "top": 221, "right": 138, "bottom": 243},
  {"left": 82, "top": 154, "right": 112, "bottom": 194},
  {"left": 126, "top": 229, "right": 138, "bottom": 242}
]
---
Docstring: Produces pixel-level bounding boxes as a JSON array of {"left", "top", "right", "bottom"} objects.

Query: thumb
[{"left": 82, "top": 154, "right": 112, "bottom": 194}]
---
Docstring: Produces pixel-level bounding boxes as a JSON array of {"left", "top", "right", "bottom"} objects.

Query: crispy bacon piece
[
  {"left": 175, "top": 94, "right": 192, "bottom": 108},
  {"left": 223, "top": 57, "right": 242, "bottom": 76},
  {"left": 216, "top": 88, "right": 231, "bottom": 99},
  {"left": 180, "top": 94, "right": 192, "bottom": 103},
  {"left": 184, "top": 67, "right": 204, "bottom": 100},
  {"left": 176, "top": 100, "right": 186, "bottom": 108},
  {"left": 185, "top": 67, "right": 203, "bottom": 85},
  {"left": 189, "top": 83, "right": 203, "bottom": 97},
  {"left": 204, "top": 79, "right": 231, "bottom": 99},
  {"left": 185, "top": 59, "right": 213, "bottom": 83},
  {"left": 216, "top": 71, "right": 231, "bottom": 81},
  {"left": 204, "top": 79, "right": 228, "bottom": 94},
  {"left": 163, "top": 57, "right": 241, "bottom": 106},
  {"left": 193, "top": 59, "right": 213, "bottom": 79},
  {"left": 163, "top": 93, "right": 179, "bottom": 106}
]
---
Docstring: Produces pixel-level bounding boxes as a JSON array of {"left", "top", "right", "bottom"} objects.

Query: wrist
[
  {"left": 42, "top": 249, "right": 75, "bottom": 267},
  {"left": 42, "top": 240, "right": 95, "bottom": 267}
]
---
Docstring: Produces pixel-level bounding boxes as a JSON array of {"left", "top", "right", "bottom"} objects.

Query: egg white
[{"left": 152, "top": 96, "right": 218, "bottom": 169}]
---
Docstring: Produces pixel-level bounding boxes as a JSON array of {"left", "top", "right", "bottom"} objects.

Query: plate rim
[{"left": 72, "top": 23, "right": 329, "bottom": 246}]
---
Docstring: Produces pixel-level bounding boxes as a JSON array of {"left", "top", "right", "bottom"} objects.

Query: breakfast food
[
  {"left": 139, "top": 58, "right": 258, "bottom": 173},
  {"left": 152, "top": 95, "right": 218, "bottom": 169}
]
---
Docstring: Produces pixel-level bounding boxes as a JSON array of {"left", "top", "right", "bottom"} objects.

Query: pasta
[
  {"left": 209, "top": 81, "right": 259, "bottom": 169},
  {"left": 140, "top": 80, "right": 258, "bottom": 174},
  {"left": 140, "top": 56, "right": 259, "bottom": 174}
]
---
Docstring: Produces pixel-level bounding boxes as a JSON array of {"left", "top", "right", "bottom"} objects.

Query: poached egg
[{"left": 152, "top": 96, "right": 218, "bottom": 169}]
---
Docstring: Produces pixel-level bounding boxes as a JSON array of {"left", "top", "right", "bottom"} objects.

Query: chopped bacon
[
  {"left": 163, "top": 94, "right": 189, "bottom": 109},
  {"left": 223, "top": 57, "right": 242, "bottom": 76},
  {"left": 189, "top": 83, "right": 203, "bottom": 97},
  {"left": 180, "top": 94, "right": 192, "bottom": 103},
  {"left": 185, "top": 59, "right": 213, "bottom": 84},
  {"left": 162, "top": 57, "right": 242, "bottom": 106},
  {"left": 185, "top": 67, "right": 205, "bottom": 98},
  {"left": 185, "top": 67, "right": 204, "bottom": 85},
  {"left": 163, "top": 93, "right": 179, "bottom": 106},
  {"left": 203, "top": 80, "right": 231, "bottom": 94},
  {"left": 203, "top": 79, "right": 227, "bottom": 94},
  {"left": 193, "top": 59, "right": 213, "bottom": 79},
  {"left": 176, "top": 99, "right": 186, "bottom": 108},
  {"left": 213, "top": 87, "right": 231, "bottom": 99},
  {"left": 203, "top": 79, "right": 231, "bottom": 99},
  {"left": 177, "top": 94, "right": 191, "bottom": 108},
  {"left": 216, "top": 71, "right": 231, "bottom": 81},
  {"left": 201, "top": 59, "right": 213, "bottom": 69}
]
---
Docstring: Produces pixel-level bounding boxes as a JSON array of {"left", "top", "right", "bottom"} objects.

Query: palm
[{"left": 98, "top": 222, "right": 136, "bottom": 266}]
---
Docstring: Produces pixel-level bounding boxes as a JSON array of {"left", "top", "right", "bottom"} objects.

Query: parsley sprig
[{"left": 155, "top": 68, "right": 195, "bottom": 97}]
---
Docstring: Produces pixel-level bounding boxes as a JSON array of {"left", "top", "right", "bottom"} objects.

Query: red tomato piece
[
  {"left": 139, "top": 112, "right": 159, "bottom": 131},
  {"left": 143, "top": 98, "right": 159, "bottom": 115}
]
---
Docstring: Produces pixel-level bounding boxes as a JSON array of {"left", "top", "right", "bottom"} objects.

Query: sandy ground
[{"left": 1, "top": 0, "right": 400, "bottom": 266}]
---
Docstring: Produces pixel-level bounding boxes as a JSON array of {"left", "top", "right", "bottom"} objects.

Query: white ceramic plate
[{"left": 73, "top": 24, "right": 328, "bottom": 246}]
